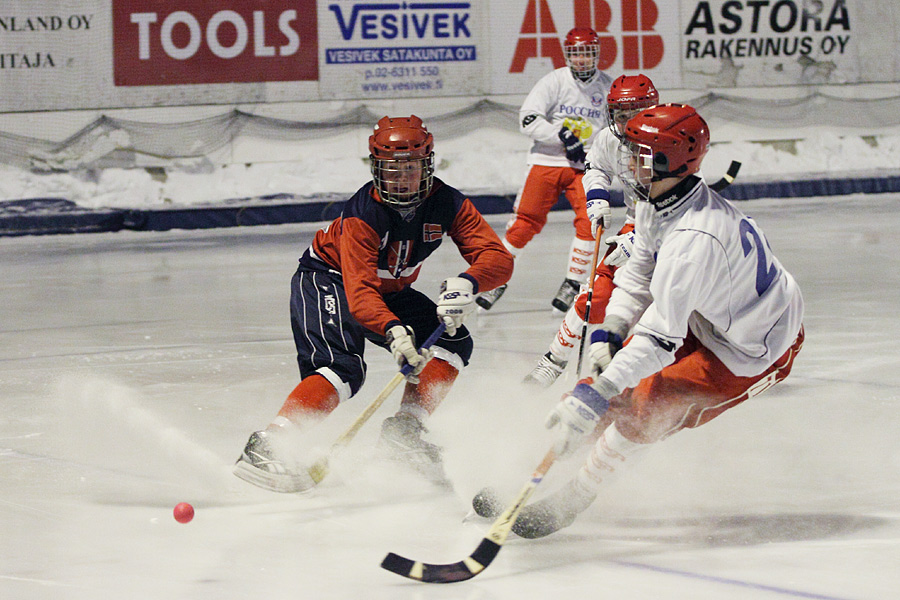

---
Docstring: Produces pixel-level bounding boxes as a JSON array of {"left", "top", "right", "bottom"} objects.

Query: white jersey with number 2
[{"left": 602, "top": 178, "right": 804, "bottom": 393}]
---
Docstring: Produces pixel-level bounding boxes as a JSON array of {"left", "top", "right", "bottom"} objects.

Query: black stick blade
[
  {"left": 380, "top": 450, "right": 557, "bottom": 584},
  {"left": 710, "top": 160, "right": 742, "bottom": 192},
  {"left": 381, "top": 538, "right": 501, "bottom": 583}
]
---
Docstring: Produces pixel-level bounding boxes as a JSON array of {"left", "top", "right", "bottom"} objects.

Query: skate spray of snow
[{"left": 48, "top": 373, "right": 237, "bottom": 505}]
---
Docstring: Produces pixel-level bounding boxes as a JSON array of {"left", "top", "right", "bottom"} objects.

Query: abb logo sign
[
  {"left": 510, "top": 0, "right": 663, "bottom": 73},
  {"left": 113, "top": 0, "right": 318, "bottom": 86}
]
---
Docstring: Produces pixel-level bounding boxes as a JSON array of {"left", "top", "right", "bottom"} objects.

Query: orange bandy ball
[{"left": 173, "top": 502, "right": 194, "bottom": 524}]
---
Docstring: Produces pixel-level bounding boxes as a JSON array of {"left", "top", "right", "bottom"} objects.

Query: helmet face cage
[
  {"left": 564, "top": 29, "right": 600, "bottom": 81},
  {"left": 368, "top": 115, "right": 435, "bottom": 212},
  {"left": 616, "top": 139, "right": 654, "bottom": 202},
  {"left": 608, "top": 106, "right": 649, "bottom": 139},
  {"left": 370, "top": 154, "right": 434, "bottom": 211},
  {"left": 564, "top": 44, "right": 600, "bottom": 80}
]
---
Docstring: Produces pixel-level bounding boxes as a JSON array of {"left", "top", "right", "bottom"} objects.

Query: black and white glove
[
  {"left": 558, "top": 127, "right": 586, "bottom": 163},
  {"left": 602, "top": 231, "right": 636, "bottom": 268},
  {"left": 588, "top": 319, "right": 627, "bottom": 375},
  {"left": 436, "top": 276, "right": 475, "bottom": 336},
  {"left": 585, "top": 190, "right": 611, "bottom": 238},
  {"left": 545, "top": 380, "right": 611, "bottom": 457},
  {"left": 386, "top": 324, "right": 433, "bottom": 382}
]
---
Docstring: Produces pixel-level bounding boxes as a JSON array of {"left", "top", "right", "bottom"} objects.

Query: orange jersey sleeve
[{"left": 448, "top": 199, "right": 514, "bottom": 293}]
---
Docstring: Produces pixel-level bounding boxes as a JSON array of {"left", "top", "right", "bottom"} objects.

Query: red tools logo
[{"left": 112, "top": 1, "right": 319, "bottom": 86}]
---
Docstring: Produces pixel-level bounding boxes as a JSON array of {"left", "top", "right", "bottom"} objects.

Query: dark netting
[
  {"left": 2, "top": 101, "right": 519, "bottom": 172},
  {"left": 238, "top": 105, "right": 386, "bottom": 141},
  {"left": 689, "top": 92, "right": 900, "bottom": 129},
  {"left": 1, "top": 94, "right": 897, "bottom": 173}
]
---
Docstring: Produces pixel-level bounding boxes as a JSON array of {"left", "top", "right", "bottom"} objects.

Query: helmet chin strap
[
  {"left": 650, "top": 165, "right": 688, "bottom": 183},
  {"left": 573, "top": 68, "right": 596, "bottom": 82}
]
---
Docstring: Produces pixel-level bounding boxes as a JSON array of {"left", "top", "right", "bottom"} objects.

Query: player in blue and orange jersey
[{"left": 234, "top": 115, "right": 514, "bottom": 492}]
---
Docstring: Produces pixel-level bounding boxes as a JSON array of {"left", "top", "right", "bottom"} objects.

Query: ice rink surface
[{"left": 2, "top": 194, "right": 899, "bottom": 600}]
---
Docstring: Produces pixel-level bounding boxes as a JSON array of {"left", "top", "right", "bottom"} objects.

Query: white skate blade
[{"left": 462, "top": 508, "right": 479, "bottom": 523}]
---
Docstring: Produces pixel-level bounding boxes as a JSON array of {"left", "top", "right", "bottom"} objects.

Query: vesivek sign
[
  {"left": 324, "top": 2, "right": 476, "bottom": 65},
  {"left": 328, "top": 2, "right": 472, "bottom": 40}
]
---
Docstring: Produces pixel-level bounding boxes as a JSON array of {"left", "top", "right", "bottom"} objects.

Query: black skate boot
[
  {"left": 551, "top": 278, "right": 581, "bottom": 312},
  {"left": 475, "top": 283, "right": 508, "bottom": 310},
  {"left": 511, "top": 479, "right": 597, "bottom": 538},
  {"left": 523, "top": 352, "right": 568, "bottom": 387},
  {"left": 233, "top": 430, "right": 315, "bottom": 493},
  {"left": 378, "top": 413, "right": 449, "bottom": 486}
]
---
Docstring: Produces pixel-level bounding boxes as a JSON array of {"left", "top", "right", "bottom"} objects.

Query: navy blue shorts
[{"left": 289, "top": 266, "right": 473, "bottom": 400}]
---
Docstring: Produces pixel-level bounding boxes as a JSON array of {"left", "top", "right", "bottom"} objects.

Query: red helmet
[
  {"left": 563, "top": 28, "right": 600, "bottom": 81},
  {"left": 606, "top": 74, "right": 659, "bottom": 136},
  {"left": 622, "top": 103, "right": 709, "bottom": 181},
  {"left": 369, "top": 115, "right": 435, "bottom": 211}
]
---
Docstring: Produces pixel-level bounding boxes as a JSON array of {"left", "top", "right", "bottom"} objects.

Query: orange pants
[
  {"left": 610, "top": 326, "right": 805, "bottom": 444},
  {"left": 506, "top": 165, "right": 592, "bottom": 249}
]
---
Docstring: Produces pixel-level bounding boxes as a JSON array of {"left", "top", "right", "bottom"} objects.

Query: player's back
[{"left": 671, "top": 185, "right": 804, "bottom": 374}]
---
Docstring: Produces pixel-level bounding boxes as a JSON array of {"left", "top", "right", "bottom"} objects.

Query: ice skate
[
  {"left": 551, "top": 278, "right": 580, "bottom": 312},
  {"left": 378, "top": 413, "right": 449, "bottom": 486},
  {"left": 523, "top": 352, "right": 567, "bottom": 387},
  {"left": 511, "top": 479, "right": 597, "bottom": 539},
  {"left": 475, "top": 283, "right": 507, "bottom": 310},
  {"left": 233, "top": 430, "right": 316, "bottom": 493}
]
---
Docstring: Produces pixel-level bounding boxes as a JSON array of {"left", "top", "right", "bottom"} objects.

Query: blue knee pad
[{"left": 433, "top": 325, "right": 473, "bottom": 367}]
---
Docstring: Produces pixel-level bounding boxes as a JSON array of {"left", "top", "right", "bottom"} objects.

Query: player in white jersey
[
  {"left": 475, "top": 28, "right": 614, "bottom": 312},
  {"left": 483, "top": 104, "right": 805, "bottom": 539},
  {"left": 524, "top": 74, "right": 659, "bottom": 387}
]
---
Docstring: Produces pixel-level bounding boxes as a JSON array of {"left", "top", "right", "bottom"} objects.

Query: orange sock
[
  {"left": 400, "top": 358, "right": 459, "bottom": 416},
  {"left": 277, "top": 374, "right": 339, "bottom": 422}
]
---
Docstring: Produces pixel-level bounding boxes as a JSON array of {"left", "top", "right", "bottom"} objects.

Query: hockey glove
[
  {"left": 558, "top": 127, "right": 586, "bottom": 164},
  {"left": 436, "top": 276, "right": 475, "bottom": 336},
  {"left": 386, "top": 324, "right": 433, "bottom": 383},
  {"left": 545, "top": 380, "right": 610, "bottom": 457},
  {"left": 589, "top": 325, "right": 625, "bottom": 374},
  {"left": 602, "top": 231, "right": 636, "bottom": 268},
  {"left": 585, "top": 191, "right": 611, "bottom": 238}
]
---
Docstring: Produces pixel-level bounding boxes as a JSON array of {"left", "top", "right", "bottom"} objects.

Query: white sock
[
  {"left": 502, "top": 238, "right": 520, "bottom": 259},
  {"left": 398, "top": 403, "right": 429, "bottom": 425},
  {"left": 574, "top": 422, "right": 648, "bottom": 494},
  {"left": 548, "top": 306, "right": 584, "bottom": 362},
  {"left": 270, "top": 416, "right": 293, "bottom": 429},
  {"left": 268, "top": 415, "right": 308, "bottom": 432},
  {"left": 566, "top": 237, "right": 595, "bottom": 286}
]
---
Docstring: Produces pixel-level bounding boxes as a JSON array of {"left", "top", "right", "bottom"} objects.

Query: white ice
[{"left": 1, "top": 195, "right": 899, "bottom": 600}]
